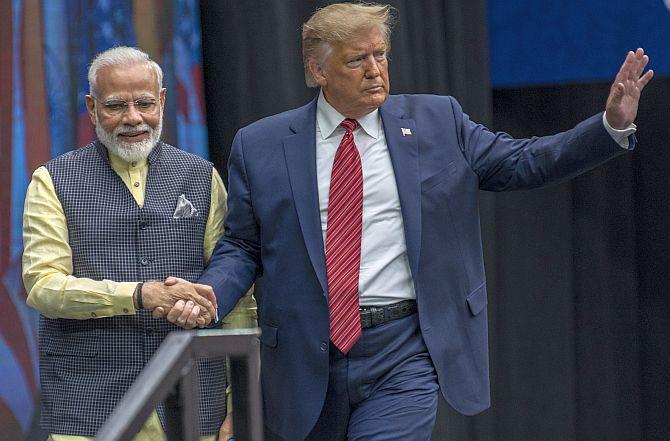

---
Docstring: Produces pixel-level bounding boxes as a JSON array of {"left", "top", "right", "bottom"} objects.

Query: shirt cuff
[
  {"left": 113, "top": 282, "right": 139, "bottom": 315},
  {"left": 602, "top": 112, "right": 636, "bottom": 150}
]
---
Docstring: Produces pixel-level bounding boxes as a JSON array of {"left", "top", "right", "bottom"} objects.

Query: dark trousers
[{"left": 267, "top": 313, "right": 439, "bottom": 440}]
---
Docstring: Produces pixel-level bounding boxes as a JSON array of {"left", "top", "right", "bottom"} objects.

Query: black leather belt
[{"left": 359, "top": 300, "right": 417, "bottom": 329}]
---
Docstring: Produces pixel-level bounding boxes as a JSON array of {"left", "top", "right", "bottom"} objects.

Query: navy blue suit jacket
[{"left": 200, "top": 94, "right": 629, "bottom": 440}]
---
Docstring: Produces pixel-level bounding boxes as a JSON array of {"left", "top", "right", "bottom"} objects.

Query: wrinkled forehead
[
  {"left": 331, "top": 27, "right": 388, "bottom": 53},
  {"left": 96, "top": 63, "right": 161, "bottom": 97}
]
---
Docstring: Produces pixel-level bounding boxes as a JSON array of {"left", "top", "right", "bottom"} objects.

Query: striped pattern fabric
[
  {"left": 40, "top": 141, "right": 226, "bottom": 436},
  {"left": 326, "top": 119, "right": 363, "bottom": 353}
]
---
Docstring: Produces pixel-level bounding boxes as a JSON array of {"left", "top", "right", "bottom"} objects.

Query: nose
[
  {"left": 363, "top": 55, "right": 381, "bottom": 78},
  {"left": 121, "top": 103, "right": 143, "bottom": 125}
]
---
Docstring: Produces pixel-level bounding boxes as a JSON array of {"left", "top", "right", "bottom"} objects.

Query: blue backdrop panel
[{"left": 488, "top": 0, "right": 670, "bottom": 87}]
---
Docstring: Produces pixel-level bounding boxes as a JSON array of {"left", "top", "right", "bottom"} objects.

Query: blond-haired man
[{"left": 196, "top": 3, "right": 651, "bottom": 440}]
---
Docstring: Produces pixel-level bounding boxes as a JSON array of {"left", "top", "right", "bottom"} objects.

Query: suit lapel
[
  {"left": 380, "top": 102, "right": 421, "bottom": 280},
  {"left": 283, "top": 99, "right": 329, "bottom": 294}
]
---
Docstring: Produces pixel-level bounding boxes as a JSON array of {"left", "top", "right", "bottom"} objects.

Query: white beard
[{"left": 96, "top": 115, "right": 163, "bottom": 163}]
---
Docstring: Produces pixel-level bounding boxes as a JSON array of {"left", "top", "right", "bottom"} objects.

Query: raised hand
[
  {"left": 605, "top": 48, "right": 653, "bottom": 129},
  {"left": 142, "top": 278, "right": 217, "bottom": 328}
]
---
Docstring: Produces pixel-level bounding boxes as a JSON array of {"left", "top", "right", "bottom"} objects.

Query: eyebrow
[{"left": 102, "top": 94, "right": 156, "bottom": 101}]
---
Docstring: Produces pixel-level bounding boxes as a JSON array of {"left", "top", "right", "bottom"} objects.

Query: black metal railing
[{"left": 95, "top": 328, "right": 263, "bottom": 441}]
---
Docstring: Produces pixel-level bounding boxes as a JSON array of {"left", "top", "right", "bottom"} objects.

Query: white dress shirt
[{"left": 316, "top": 92, "right": 416, "bottom": 306}]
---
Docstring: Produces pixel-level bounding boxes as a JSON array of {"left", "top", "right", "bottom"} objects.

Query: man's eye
[
  {"left": 136, "top": 100, "right": 156, "bottom": 111},
  {"left": 375, "top": 52, "right": 386, "bottom": 60},
  {"left": 105, "top": 102, "right": 126, "bottom": 112}
]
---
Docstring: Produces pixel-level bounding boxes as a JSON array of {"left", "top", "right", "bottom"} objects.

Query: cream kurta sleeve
[{"left": 22, "top": 166, "right": 137, "bottom": 319}]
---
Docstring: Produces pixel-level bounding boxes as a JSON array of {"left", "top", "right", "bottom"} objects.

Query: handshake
[{"left": 135, "top": 277, "right": 217, "bottom": 329}]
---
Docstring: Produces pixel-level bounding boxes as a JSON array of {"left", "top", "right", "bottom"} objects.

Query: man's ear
[
  {"left": 308, "top": 59, "right": 327, "bottom": 88},
  {"left": 159, "top": 87, "right": 167, "bottom": 113},
  {"left": 85, "top": 95, "right": 97, "bottom": 126}
]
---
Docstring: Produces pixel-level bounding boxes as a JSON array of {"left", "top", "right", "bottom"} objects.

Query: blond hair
[{"left": 302, "top": 2, "right": 395, "bottom": 87}]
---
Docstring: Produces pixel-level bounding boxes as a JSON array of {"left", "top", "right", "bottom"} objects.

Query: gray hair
[
  {"left": 88, "top": 46, "right": 163, "bottom": 96},
  {"left": 302, "top": 2, "right": 395, "bottom": 87}
]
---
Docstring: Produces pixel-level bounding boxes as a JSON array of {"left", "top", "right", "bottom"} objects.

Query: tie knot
[{"left": 340, "top": 118, "right": 359, "bottom": 133}]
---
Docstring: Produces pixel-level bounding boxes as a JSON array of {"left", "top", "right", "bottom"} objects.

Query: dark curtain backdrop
[
  {"left": 200, "top": 1, "right": 669, "bottom": 440},
  {"left": 485, "top": 80, "right": 670, "bottom": 441}
]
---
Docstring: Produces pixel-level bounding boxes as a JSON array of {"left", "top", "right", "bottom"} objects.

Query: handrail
[{"left": 95, "top": 328, "right": 263, "bottom": 441}]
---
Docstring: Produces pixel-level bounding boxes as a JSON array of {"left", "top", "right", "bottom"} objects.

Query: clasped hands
[{"left": 140, "top": 277, "right": 216, "bottom": 329}]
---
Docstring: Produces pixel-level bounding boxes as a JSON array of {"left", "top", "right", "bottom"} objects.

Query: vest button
[
  {"left": 146, "top": 328, "right": 154, "bottom": 335},
  {"left": 139, "top": 221, "right": 149, "bottom": 230},
  {"left": 320, "top": 341, "right": 328, "bottom": 352},
  {"left": 140, "top": 258, "right": 149, "bottom": 266}
]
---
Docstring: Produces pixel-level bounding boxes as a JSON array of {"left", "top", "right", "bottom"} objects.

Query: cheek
[
  {"left": 142, "top": 114, "right": 161, "bottom": 129},
  {"left": 98, "top": 116, "right": 119, "bottom": 134},
  {"left": 334, "top": 76, "right": 353, "bottom": 91},
  {"left": 381, "top": 69, "right": 390, "bottom": 88}
]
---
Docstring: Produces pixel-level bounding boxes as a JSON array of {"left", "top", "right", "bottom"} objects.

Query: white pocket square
[{"left": 173, "top": 194, "right": 199, "bottom": 219}]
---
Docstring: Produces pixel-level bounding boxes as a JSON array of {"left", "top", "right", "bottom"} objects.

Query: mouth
[
  {"left": 117, "top": 131, "right": 149, "bottom": 141},
  {"left": 365, "top": 85, "right": 384, "bottom": 93}
]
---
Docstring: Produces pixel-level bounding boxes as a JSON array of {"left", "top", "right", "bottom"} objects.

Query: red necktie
[{"left": 326, "top": 118, "right": 363, "bottom": 353}]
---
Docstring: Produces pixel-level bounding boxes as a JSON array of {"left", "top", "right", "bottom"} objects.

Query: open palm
[{"left": 605, "top": 48, "right": 653, "bottom": 129}]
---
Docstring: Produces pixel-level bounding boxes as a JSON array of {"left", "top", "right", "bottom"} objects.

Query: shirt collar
[
  {"left": 316, "top": 90, "right": 380, "bottom": 140},
  {"left": 108, "top": 151, "right": 148, "bottom": 171}
]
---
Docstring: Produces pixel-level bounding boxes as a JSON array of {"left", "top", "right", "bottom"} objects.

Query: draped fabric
[
  {"left": 482, "top": 82, "right": 670, "bottom": 441},
  {"left": 0, "top": 1, "right": 207, "bottom": 439},
  {"left": 200, "top": 1, "right": 669, "bottom": 440}
]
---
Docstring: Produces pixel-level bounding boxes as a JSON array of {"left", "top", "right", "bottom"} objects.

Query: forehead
[
  {"left": 96, "top": 63, "right": 159, "bottom": 98},
  {"left": 334, "top": 27, "right": 387, "bottom": 54}
]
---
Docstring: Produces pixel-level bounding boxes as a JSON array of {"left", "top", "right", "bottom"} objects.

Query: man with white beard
[{"left": 22, "top": 46, "right": 254, "bottom": 441}]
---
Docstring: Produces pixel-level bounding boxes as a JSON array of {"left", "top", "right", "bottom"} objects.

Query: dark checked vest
[{"left": 40, "top": 141, "right": 225, "bottom": 436}]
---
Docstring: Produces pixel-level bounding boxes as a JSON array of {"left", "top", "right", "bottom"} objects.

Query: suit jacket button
[
  {"left": 320, "top": 342, "right": 328, "bottom": 352},
  {"left": 146, "top": 328, "right": 154, "bottom": 335}
]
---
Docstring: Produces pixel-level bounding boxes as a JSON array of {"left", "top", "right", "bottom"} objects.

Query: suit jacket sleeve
[
  {"left": 199, "top": 129, "right": 261, "bottom": 317},
  {"left": 447, "top": 97, "right": 631, "bottom": 191}
]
